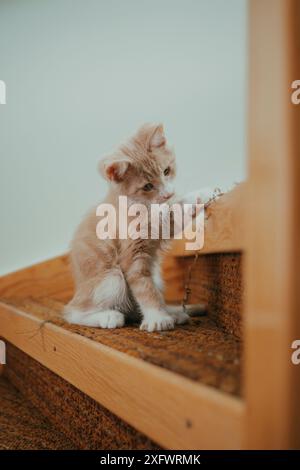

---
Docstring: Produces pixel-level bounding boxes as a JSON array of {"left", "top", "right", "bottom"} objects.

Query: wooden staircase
[
  {"left": 0, "top": 240, "right": 243, "bottom": 449},
  {"left": 0, "top": 0, "right": 300, "bottom": 449}
]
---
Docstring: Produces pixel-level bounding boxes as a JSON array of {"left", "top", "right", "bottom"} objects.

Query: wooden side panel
[
  {"left": 162, "top": 255, "right": 185, "bottom": 303},
  {"left": 0, "top": 255, "right": 73, "bottom": 303},
  {"left": 244, "top": 0, "right": 300, "bottom": 448}
]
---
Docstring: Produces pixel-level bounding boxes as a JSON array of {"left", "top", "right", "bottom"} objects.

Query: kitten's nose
[{"left": 162, "top": 192, "right": 174, "bottom": 201}]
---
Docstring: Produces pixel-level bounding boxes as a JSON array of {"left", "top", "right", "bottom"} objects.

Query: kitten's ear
[
  {"left": 99, "top": 155, "right": 130, "bottom": 183},
  {"left": 148, "top": 124, "right": 166, "bottom": 151}
]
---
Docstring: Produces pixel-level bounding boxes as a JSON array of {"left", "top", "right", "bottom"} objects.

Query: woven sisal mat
[{"left": 0, "top": 374, "right": 75, "bottom": 450}]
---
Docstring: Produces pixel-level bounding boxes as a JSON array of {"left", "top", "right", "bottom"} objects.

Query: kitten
[{"left": 64, "top": 123, "right": 208, "bottom": 332}]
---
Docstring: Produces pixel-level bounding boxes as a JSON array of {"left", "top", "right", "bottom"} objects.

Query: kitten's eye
[
  {"left": 143, "top": 183, "right": 154, "bottom": 192},
  {"left": 164, "top": 167, "right": 170, "bottom": 176}
]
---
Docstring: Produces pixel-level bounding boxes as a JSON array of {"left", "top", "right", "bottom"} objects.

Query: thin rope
[{"left": 182, "top": 188, "right": 224, "bottom": 312}]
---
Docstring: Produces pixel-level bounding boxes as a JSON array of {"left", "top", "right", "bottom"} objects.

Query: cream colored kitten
[{"left": 64, "top": 123, "right": 210, "bottom": 332}]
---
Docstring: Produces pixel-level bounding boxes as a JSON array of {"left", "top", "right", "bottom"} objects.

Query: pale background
[{"left": 0, "top": 0, "right": 247, "bottom": 275}]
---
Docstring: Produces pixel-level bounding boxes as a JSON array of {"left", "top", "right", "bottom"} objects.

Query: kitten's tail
[
  {"left": 63, "top": 306, "right": 125, "bottom": 328},
  {"left": 166, "top": 304, "right": 206, "bottom": 317}
]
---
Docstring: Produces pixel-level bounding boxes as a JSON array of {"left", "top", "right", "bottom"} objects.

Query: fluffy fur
[{"left": 64, "top": 123, "right": 208, "bottom": 332}]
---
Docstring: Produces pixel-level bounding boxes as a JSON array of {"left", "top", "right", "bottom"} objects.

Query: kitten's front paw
[
  {"left": 140, "top": 311, "right": 175, "bottom": 332},
  {"left": 184, "top": 187, "right": 223, "bottom": 208},
  {"left": 182, "top": 190, "right": 206, "bottom": 218}
]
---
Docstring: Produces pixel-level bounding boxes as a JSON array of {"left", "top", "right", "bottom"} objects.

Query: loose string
[{"left": 182, "top": 188, "right": 224, "bottom": 313}]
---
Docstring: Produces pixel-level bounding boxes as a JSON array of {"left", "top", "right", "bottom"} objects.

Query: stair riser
[
  {"left": 4, "top": 343, "right": 159, "bottom": 450},
  {"left": 163, "top": 253, "right": 243, "bottom": 339}
]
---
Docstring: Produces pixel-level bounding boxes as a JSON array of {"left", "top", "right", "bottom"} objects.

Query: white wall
[{"left": 0, "top": 0, "right": 247, "bottom": 275}]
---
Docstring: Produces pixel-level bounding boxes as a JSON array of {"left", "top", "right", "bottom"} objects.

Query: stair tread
[
  {"left": 1, "top": 297, "right": 241, "bottom": 397},
  {"left": 0, "top": 255, "right": 242, "bottom": 396},
  {"left": 0, "top": 256, "right": 243, "bottom": 449},
  {"left": 0, "top": 376, "right": 75, "bottom": 450}
]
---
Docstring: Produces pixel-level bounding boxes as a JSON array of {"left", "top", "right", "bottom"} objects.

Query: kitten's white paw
[
  {"left": 184, "top": 188, "right": 222, "bottom": 207},
  {"left": 140, "top": 311, "right": 175, "bottom": 332}
]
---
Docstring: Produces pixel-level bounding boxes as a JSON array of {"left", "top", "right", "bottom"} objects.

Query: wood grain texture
[
  {"left": 162, "top": 255, "right": 185, "bottom": 303},
  {"left": 244, "top": 0, "right": 300, "bottom": 449},
  {"left": 0, "top": 303, "right": 244, "bottom": 449},
  {"left": 0, "top": 255, "right": 73, "bottom": 302}
]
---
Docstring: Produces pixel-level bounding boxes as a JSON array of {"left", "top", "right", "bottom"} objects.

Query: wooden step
[{"left": 0, "top": 253, "right": 244, "bottom": 449}]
